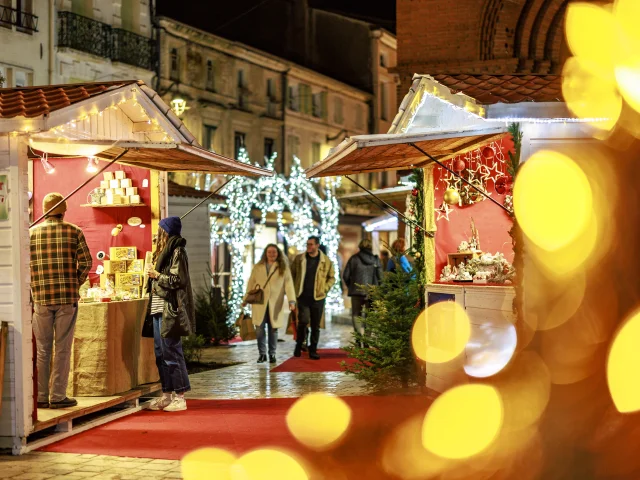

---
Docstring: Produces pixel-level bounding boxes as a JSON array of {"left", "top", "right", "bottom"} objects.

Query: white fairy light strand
[{"left": 211, "top": 148, "right": 343, "bottom": 322}]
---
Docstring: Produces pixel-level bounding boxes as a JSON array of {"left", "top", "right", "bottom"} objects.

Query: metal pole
[
  {"left": 344, "top": 176, "right": 434, "bottom": 237},
  {"left": 408, "top": 142, "right": 511, "bottom": 213},
  {"left": 180, "top": 178, "right": 232, "bottom": 220},
  {"left": 30, "top": 149, "right": 130, "bottom": 228}
]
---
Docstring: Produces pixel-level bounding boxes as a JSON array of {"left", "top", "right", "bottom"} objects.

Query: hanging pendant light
[
  {"left": 41, "top": 154, "right": 55, "bottom": 174},
  {"left": 86, "top": 156, "right": 98, "bottom": 173}
]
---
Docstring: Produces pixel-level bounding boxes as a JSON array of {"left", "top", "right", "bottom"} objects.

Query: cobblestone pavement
[{"left": 0, "top": 317, "right": 366, "bottom": 479}]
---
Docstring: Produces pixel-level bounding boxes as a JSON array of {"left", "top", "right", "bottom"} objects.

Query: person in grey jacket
[{"left": 342, "top": 238, "right": 383, "bottom": 338}]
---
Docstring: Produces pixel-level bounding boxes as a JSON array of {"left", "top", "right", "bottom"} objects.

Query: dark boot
[
  {"left": 309, "top": 351, "right": 320, "bottom": 360},
  {"left": 37, "top": 401, "right": 49, "bottom": 409},
  {"left": 293, "top": 345, "right": 302, "bottom": 357},
  {"left": 49, "top": 397, "right": 78, "bottom": 409},
  {"left": 269, "top": 355, "right": 276, "bottom": 364},
  {"left": 257, "top": 354, "right": 267, "bottom": 363}
]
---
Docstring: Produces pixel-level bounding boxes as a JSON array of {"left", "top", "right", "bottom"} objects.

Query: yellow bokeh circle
[
  {"left": 233, "top": 449, "right": 308, "bottom": 480},
  {"left": 514, "top": 150, "right": 592, "bottom": 252},
  {"left": 286, "top": 393, "right": 352, "bottom": 450},
  {"left": 607, "top": 309, "right": 640, "bottom": 413},
  {"left": 412, "top": 302, "right": 471, "bottom": 364},
  {"left": 422, "top": 384, "right": 503, "bottom": 459},
  {"left": 181, "top": 448, "right": 236, "bottom": 480}
]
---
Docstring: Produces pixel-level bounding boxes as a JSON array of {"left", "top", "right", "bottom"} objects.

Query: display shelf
[{"left": 80, "top": 203, "right": 147, "bottom": 208}]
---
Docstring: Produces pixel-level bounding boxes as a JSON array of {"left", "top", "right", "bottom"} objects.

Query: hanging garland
[
  {"left": 408, "top": 168, "right": 426, "bottom": 307},
  {"left": 505, "top": 123, "right": 524, "bottom": 336},
  {"left": 210, "top": 148, "right": 343, "bottom": 322}
]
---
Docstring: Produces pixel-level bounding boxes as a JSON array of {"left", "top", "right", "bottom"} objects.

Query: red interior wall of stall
[
  {"left": 32, "top": 157, "right": 153, "bottom": 286},
  {"left": 432, "top": 139, "right": 515, "bottom": 277}
]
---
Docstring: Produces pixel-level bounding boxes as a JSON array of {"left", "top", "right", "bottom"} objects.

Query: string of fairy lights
[{"left": 210, "top": 147, "right": 343, "bottom": 322}]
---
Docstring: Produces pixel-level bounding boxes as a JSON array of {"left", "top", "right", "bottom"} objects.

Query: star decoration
[
  {"left": 486, "top": 162, "right": 505, "bottom": 185},
  {"left": 435, "top": 202, "right": 452, "bottom": 221}
]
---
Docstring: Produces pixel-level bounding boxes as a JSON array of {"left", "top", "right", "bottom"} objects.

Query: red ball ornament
[
  {"left": 411, "top": 188, "right": 419, "bottom": 197},
  {"left": 495, "top": 176, "right": 512, "bottom": 195},
  {"left": 414, "top": 226, "right": 420, "bottom": 234},
  {"left": 482, "top": 146, "right": 495, "bottom": 161},
  {"left": 453, "top": 158, "right": 466, "bottom": 172}
]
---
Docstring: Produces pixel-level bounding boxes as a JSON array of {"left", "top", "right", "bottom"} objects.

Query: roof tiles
[
  {"left": 0, "top": 80, "right": 140, "bottom": 119},
  {"left": 432, "top": 74, "right": 563, "bottom": 104}
]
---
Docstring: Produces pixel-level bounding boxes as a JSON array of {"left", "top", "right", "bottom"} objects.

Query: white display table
[{"left": 425, "top": 283, "right": 517, "bottom": 393}]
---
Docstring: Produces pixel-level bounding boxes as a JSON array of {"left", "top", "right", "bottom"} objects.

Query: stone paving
[{"left": 0, "top": 317, "right": 366, "bottom": 479}]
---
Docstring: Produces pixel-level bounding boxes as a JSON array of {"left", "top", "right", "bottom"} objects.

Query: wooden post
[{"left": 0, "top": 322, "right": 8, "bottom": 412}]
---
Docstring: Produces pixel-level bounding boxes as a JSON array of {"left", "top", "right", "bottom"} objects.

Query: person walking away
[
  {"left": 387, "top": 238, "right": 412, "bottom": 273},
  {"left": 291, "top": 236, "right": 335, "bottom": 360},
  {"left": 30, "top": 192, "right": 92, "bottom": 409},
  {"left": 380, "top": 249, "right": 390, "bottom": 272},
  {"left": 146, "top": 217, "right": 195, "bottom": 412},
  {"left": 245, "top": 244, "right": 296, "bottom": 363},
  {"left": 342, "top": 239, "right": 382, "bottom": 339}
]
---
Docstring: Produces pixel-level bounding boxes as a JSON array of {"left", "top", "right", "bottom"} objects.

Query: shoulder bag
[{"left": 244, "top": 267, "right": 277, "bottom": 305}]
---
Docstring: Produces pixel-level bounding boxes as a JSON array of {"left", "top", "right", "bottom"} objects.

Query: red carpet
[
  {"left": 270, "top": 348, "right": 357, "bottom": 373},
  {"left": 39, "top": 395, "right": 431, "bottom": 461}
]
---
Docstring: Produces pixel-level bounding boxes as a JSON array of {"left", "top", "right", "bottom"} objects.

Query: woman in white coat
[{"left": 244, "top": 244, "right": 296, "bottom": 364}]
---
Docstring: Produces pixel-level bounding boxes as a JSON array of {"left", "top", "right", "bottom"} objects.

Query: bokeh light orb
[
  {"left": 234, "top": 449, "right": 308, "bottom": 480},
  {"left": 422, "top": 384, "right": 503, "bottom": 459},
  {"left": 181, "top": 448, "right": 236, "bottom": 480},
  {"left": 514, "top": 150, "right": 592, "bottom": 252},
  {"left": 286, "top": 393, "right": 352, "bottom": 450},
  {"left": 412, "top": 302, "right": 471, "bottom": 364},
  {"left": 607, "top": 309, "right": 640, "bottom": 413}
]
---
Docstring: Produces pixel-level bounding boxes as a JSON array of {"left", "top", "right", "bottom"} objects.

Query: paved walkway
[{"left": 0, "top": 319, "right": 365, "bottom": 479}]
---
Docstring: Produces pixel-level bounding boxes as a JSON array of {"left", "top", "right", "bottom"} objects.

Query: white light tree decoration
[{"left": 211, "top": 148, "right": 343, "bottom": 322}]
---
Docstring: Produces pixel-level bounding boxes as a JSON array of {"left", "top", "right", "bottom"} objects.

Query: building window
[
  {"left": 264, "top": 137, "right": 275, "bottom": 162},
  {"left": 288, "top": 84, "right": 299, "bottom": 111},
  {"left": 380, "top": 53, "right": 386, "bottom": 67},
  {"left": 237, "top": 69, "right": 247, "bottom": 109},
  {"left": 170, "top": 48, "right": 180, "bottom": 82},
  {"left": 203, "top": 124, "right": 217, "bottom": 151},
  {"left": 312, "top": 142, "right": 321, "bottom": 164},
  {"left": 288, "top": 135, "right": 299, "bottom": 160},
  {"left": 206, "top": 60, "right": 215, "bottom": 91},
  {"left": 71, "top": 0, "right": 91, "bottom": 17},
  {"left": 234, "top": 132, "right": 246, "bottom": 159},
  {"left": 14, "top": 70, "right": 27, "bottom": 87},
  {"left": 299, "top": 84, "right": 312, "bottom": 114},
  {"left": 380, "top": 82, "right": 388, "bottom": 121},
  {"left": 334, "top": 97, "right": 344, "bottom": 124},
  {"left": 266, "top": 78, "right": 275, "bottom": 100},
  {"left": 312, "top": 92, "right": 325, "bottom": 118}
]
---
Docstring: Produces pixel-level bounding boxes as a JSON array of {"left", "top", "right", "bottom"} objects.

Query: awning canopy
[
  {"left": 97, "top": 142, "right": 272, "bottom": 176},
  {"left": 305, "top": 126, "right": 507, "bottom": 178},
  {"left": 339, "top": 185, "right": 413, "bottom": 204}
]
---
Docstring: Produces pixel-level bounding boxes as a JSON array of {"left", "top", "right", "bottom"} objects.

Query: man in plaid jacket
[{"left": 30, "top": 192, "right": 92, "bottom": 409}]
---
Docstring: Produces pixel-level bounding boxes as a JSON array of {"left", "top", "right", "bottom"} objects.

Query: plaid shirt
[{"left": 30, "top": 217, "right": 92, "bottom": 306}]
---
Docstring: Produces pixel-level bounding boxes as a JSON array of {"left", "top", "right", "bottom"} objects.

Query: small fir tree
[{"left": 342, "top": 267, "right": 421, "bottom": 392}]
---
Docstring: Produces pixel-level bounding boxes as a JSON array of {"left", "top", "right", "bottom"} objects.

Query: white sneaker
[
  {"left": 149, "top": 395, "right": 172, "bottom": 411},
  {"left": 163, "top": 396, "right": 187, "bottom": 412}
]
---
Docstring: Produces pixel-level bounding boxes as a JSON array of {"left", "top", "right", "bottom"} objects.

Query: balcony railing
[
  {"left": 57, "top": 11, "right": 154, "bottom": 71},
  {"left": 0, "top": 5, "right": 39, "bottom": 32},
  {"left": 112, "top": 28, "right": 154, "bottom": 70}
]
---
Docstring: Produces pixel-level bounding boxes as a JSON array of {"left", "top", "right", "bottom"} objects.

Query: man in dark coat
[{"left": 342, "top": 238, "right": 383, "bottom": 338}]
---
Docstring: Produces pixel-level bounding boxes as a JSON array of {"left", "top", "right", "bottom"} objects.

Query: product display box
[
  {"left": 110, "top": 246, "right": 137, "bottom": 261},
  {"left": 127, "top": 259, "right": 144, "bottom": 273},
  {"left": 100, "top": 274, "right": 115, "bottom": 289},
  {"left": 116, "top": 273, "right": 142, "bottom": 287},
  {"left": 103, "top": 260, "right": 127, "bottom": 274}
]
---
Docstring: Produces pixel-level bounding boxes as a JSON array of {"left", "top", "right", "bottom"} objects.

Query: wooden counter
[
  {"left": 425, "top": 283, "right": 517, "bottom": 393},
  {"left": 67, "top": 299, "right": 159, "bottom": 397}
]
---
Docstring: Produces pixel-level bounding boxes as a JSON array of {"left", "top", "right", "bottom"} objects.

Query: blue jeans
[
  {"left": 256, "top": 307, "right": 277, "bottom": 355},
  {"left": 152, "top": 314, "right": 191, "bottom": 394}
]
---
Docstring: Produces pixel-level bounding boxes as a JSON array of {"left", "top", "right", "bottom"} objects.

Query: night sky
[{"left": 156, "top": 0, "right": 396, "bottom": 34}]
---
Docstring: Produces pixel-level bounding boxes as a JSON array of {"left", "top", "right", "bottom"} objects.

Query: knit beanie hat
[
  {"left": 159, "top": 216, "right": 182, "bottom": 236},
  {"left": 43, "top": 192, "right": 67, "bottom": 217}
]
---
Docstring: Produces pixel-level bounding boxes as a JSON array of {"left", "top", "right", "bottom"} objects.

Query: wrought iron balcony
[
  {"left": 57, "top": 11, "right": 154, "bottom": 71},
  {"left": 112, "top": 28, "right": 155, "bottom": 71},
  {"left": 57, "top": 11, "right": 111, "bottom": 58},
  {"left": 0, "top": 5, "right": 39, "bottom": 32}
]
